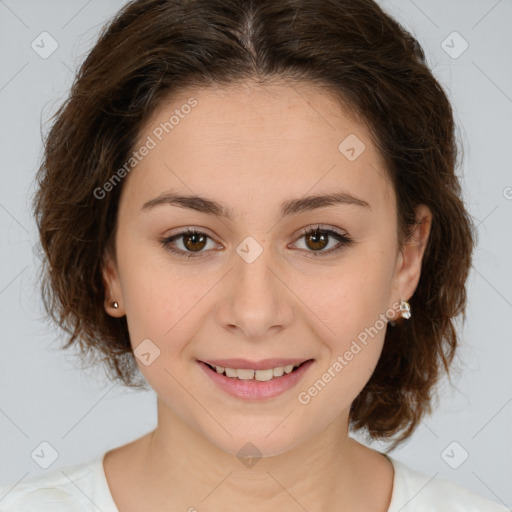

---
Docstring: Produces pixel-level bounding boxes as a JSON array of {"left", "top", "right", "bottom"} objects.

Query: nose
[{"left": 215, "top": 239, "right": 294, "bottom": 341}]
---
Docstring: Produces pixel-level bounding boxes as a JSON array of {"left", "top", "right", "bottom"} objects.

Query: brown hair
[{"left": 32, "top": 0, "right": 475, "bottom": 450}]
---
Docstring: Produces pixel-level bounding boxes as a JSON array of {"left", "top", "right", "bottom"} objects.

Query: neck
[{"left": 130, "top": 398, "right": 392, "bottom": 512}]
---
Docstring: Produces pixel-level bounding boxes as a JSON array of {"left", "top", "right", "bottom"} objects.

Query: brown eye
[
  {"left": 305, "top": 231, "right": 329, "bottom": 251},
  {"left": 160, "top": 229, "right": 218, "bottom": 258},
  {"left": 182, "top": 232, "right": 207, "bottom": 252},
  {"left": 291, "top": 225, "right": 353, "bottom": 257}
]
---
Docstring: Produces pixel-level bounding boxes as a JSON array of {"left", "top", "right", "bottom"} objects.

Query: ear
[
  {"left": 389, "top": 204, "right": 432, "bottom": 315},
  {"left": 101, "top": 243, "right": 125, "bottom": 317}
]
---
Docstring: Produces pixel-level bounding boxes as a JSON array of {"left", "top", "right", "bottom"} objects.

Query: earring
[
  {"left": 106, "top": 281, "right": 119, "bottom": 310},
  {"left": 399, "top": 299, "right": 411, "bottom": 319}
]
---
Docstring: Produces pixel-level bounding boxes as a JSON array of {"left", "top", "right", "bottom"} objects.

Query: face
[{"left": 102, "top": 81, "right": 430, "bottom": 457}]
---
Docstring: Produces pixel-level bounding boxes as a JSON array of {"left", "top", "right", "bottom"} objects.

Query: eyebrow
[{"left": 141, "top": 191, "right": 371, "bottom": 220}]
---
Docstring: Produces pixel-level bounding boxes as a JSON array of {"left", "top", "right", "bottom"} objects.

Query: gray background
[{"left": 0, "top": 0, "right": 511, "bottom": 506}]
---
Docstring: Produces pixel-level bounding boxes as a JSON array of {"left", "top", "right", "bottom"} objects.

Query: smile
[
  {"left": 198, "top": 359, "right": 315, "bottom": 400},
  {"left": 204, "top": 362, "right": 306, "bottom": 381}
]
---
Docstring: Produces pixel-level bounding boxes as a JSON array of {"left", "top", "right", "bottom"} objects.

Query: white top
[{"left": 0, "top": 452, "right": 508, "bottom": 511}]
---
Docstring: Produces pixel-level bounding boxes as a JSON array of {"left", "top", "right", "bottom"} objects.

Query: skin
[{"left": 101, "top": 81, "right": 432, "bottom": 512}]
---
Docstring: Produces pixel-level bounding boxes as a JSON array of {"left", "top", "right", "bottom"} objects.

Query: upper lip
[{"left": 200, "top": 358, "right": 312, "bottom": 370}]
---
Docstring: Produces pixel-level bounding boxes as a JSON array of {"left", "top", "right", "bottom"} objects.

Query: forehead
[
  {"left": 125, "top": 81, "right": 394, "bottom": 217},
  {"left": 138, "top": 80, "right": 365, "bottom": 149}
]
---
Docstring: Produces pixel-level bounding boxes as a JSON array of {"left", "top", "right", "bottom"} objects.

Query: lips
[{"left": 197, "top": 358, "right": 315, "bottom": 400}]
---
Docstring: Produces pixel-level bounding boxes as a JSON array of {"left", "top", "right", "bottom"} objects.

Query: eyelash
[{"left": 159, "top": 225, "right": 353, "bottom": 259}]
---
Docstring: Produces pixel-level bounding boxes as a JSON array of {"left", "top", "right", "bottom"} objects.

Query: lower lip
[{"left": 198, "top": 360, "right": 314, "bottom": 401}]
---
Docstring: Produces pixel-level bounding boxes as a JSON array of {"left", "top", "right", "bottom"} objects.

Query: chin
[
  {"left": 209, "top": 431, "right": 302, "bottom": 461},
  {"left": 194, "top": 411, "right": 314, "bottom": 461}
]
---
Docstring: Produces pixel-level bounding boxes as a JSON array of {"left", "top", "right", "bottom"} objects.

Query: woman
[{"left": 0, "top": 0, "right": 507, "bottom": 510}]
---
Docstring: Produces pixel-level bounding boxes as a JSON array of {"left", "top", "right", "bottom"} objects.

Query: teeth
[
  {"left": 237, "top": 368, "right": 255, "bottom": 380},
  {"left": 273, "top": 367, "right": 284, "bottom": 377},
  {"left": 255, "top": 369, "right": 274, "bottom": 381},
  {"left": 225, "top": 367, "right": 238, "bottom": 378},
  {"left": 209, "top": 362, "right": 304, "bottom": 380}
]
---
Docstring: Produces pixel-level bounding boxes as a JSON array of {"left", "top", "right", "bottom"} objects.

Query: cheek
[
  {"left": 116, "top": 235, "right": 199, "bottom": 355},
  {"left": 297, "top": 248, "right": 395, "bottom": 397},
  {"left": 308, "top": 246, "right": 395, "bottom": 337}
]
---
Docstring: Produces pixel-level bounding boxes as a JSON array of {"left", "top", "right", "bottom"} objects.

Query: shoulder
[
  {"left": 387, "top": 455, "right": 510, "bottom": 512},
  {"left": 0, "top": 454, "right": 107, "bottom": 512}
]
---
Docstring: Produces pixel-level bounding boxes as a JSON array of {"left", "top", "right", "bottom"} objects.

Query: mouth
[
  {"left": 197, "top": 358, "right": 315, "bottom": 400},
  {"left": 202, "top": 359, "right": 313, "bottom": 382}
]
